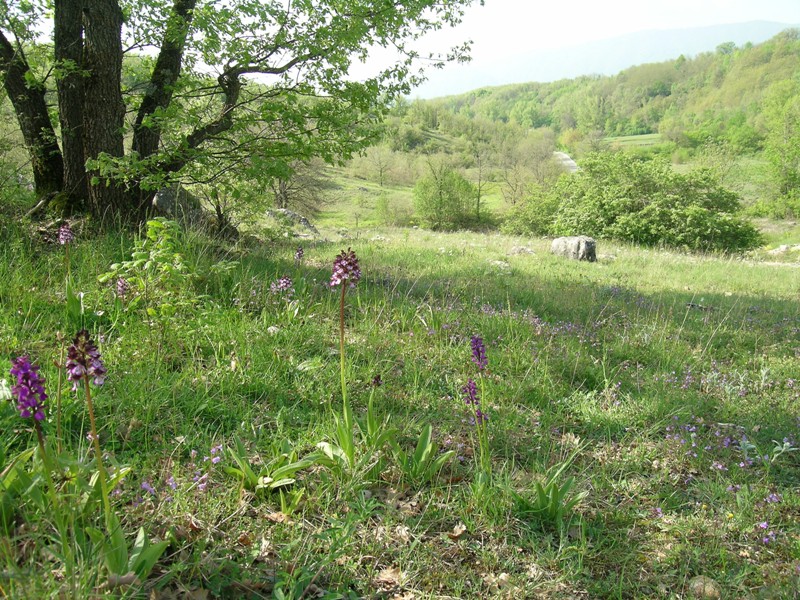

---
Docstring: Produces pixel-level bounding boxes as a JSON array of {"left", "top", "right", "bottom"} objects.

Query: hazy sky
[{"left": 398, "top": 0, "right": 800, "bottom": 97}]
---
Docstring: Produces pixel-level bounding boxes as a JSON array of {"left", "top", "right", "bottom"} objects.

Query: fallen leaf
[
  {"left": 394, "top": 525, "right": 411, "bottom": 543},
  {"left": 237, "top": 532, "right": 252, "bottom": 546},
  {"left": 265, "top": 512, "right": 292, "bottom": 524},
  {"left": 447, "top": 522, "right": 467, "bottom": 540},
  {"left": 483, "top": 572, "right": 511, "bottom": 593},
  {"left": 374, "top": 566, "right": 405, "bottom": 589}
]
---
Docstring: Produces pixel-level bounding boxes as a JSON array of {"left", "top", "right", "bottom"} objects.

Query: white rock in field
[
  {"left": 509, "top": 245, "right": 535, "bottom": 255},
  {"left": 550, "top": 236, "right": 597, "bottom": 262}
]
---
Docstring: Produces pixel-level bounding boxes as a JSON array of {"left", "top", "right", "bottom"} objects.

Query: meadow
[{"left": 1, "top": 211, "right": 799, "bottom": 599}]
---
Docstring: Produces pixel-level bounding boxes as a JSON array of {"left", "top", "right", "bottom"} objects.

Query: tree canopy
[{"left": 0, "top": 0, "right": 482, "bottom": 223}]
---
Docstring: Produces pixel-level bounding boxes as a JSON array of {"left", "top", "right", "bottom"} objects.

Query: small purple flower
[
  {"left": 141, "top": 480, "right": 156, "bottom": 495},
  {"left": 115, "top": 277, "right": 130, "bottom": 299},
  {"left": 330, "top": 248, "right": 361, "bottom": 287},
  {"left": 270, "top": 276, "right": 294, "bottom": 294},
  {"left": 294, "top": 246, "right": 304, "bottom": 262},
  {"left": 9, "top": 356, "right": 47, "bottom": 421},
  {"left": 58, "top": 223, "right": 74, "bottom": 245},
  {"left": 66, "top": 329, "right": 107, "bottom": 390},
  {"left": 474, "top": 408, "right": 489, "bottom": 425},
  {"left": 764, "top": 492, "right": 782, "bottom": 504},
  {"left": 470, "top": 335, "right": 487, "bottom": 371},
  {"left": 757, "top": 521, "right": 769, "bottom": 530},
  {"left": 462, "top": 378, "right": 479, "bottom": 406},
  {"left": 167, "top": 476, "right": 177, "bottom": 490}
]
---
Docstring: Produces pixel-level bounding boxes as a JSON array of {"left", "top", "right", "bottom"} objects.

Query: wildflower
[
  {"left": 330, "top": 248, "right": 361, "bottom": 287},
  {"left": 474, "top": 408, "right": 489, "bottom": 425},
  {"left": 115, "top": 277, "right": 130, "bottom": 299},
  {"left": 470, "top": 335, "right": 487, "bottom": 371},
  {"left": 9, "top": 356, "right": 47, "bottom": 421},
  {"left": 270, "top": 276, "right": 294, "bottom": 294},
  {"left": 66, "top": 329, "right": 107, "bottom": 389},
  {"left": 294, "top": 246, "right": 304, "bottom": 262},
  {"left": 764, "top": 492, "right": 782, "bottom": 504},
  {"left": 757, "top": 521, "right": 769, "bottom": 530},
  {"left": 58, "top": 223, "right": 74, "bottom": 245},
  {"left": 462, "top": 379, "right": 479, "bottom": 406},
  {"left": 141, "top": 481, "right": 156, "bottom": 495}
]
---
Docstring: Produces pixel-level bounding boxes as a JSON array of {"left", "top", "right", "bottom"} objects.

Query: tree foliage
[
  {"left": 0, "top": 0, "right": 481, "bottom": 222},
  {"left": 413, "top": 162, "right": 475, "bottom": 230}
]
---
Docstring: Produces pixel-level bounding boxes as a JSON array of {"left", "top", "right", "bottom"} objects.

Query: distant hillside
[
  {"left": 417, "top": 21, "right": 798, "bottom": 98},
  {"left": 415, "top": 29, "right": 800, "bottom": 150}
]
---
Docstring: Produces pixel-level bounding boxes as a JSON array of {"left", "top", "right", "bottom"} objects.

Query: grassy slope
[{"left": 1, "top": 211, "right": 799, "bottom": 598}]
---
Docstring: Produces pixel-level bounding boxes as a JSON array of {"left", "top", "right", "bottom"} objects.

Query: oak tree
[{"left": 0, "top": 0, "right": 481, "bottom": 223}]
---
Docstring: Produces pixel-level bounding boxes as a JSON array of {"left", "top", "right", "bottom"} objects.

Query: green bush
[
  {"left": 747, "top": 191, "right": 800, "bottom": 219},
  {"left": 413, "top": 166, "right": 475, "bottom": 230},
  {"left": 502, "top": 184, "right": 560, "bottom": 236},
  {"left": 506, "top": 152, "right": 762, "bottom": 252},
  {"left": 550, "top": 152, "right": 762, "bottom": 252}
]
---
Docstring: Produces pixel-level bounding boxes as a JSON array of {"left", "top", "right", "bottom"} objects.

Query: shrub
[
  {"left": 550, "top": 152, "right": 762, "bottom": 252},
  {"left": 413, "top": 165, "right": 475, "bottom": 230},
  {"left": 502, "top": 184, "right": 560, "bottom": 236}
]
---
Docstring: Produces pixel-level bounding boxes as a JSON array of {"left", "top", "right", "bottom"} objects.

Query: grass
[
  {"left": 604, "top": 133, "right": 664, "bottom": 148},
  {"left": 1, "top": 212, "right": 799, "bottom": 598}
]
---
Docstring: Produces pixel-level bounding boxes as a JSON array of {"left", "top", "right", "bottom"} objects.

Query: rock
[
  {"left": 152, "top": 184, "right": 203, "bottom": 225},
  {"left": 509, "top": 245, "right": 535, "bottom": 255},
  {"left": 266, "top": 208, "right": 319, "bottom": 235},
  {"left": 688, "top": 576, "right": 721, "bottom": 599},
  {"left": 550, "top": 236, "right": 597, "bottom": 262}
]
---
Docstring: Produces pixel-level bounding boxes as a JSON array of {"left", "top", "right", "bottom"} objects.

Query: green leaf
[
  {"left": 105, "top": 512, "right": 129, "bottom": 575},
  {"left": 131, "top": 538, "right": 169, "bottom": 578}
]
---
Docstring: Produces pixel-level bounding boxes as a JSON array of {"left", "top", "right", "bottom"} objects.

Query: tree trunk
[
  {"left": 0, "top": 32, "right": 64, "bottom": 198},
  {"left": 82, "top": 0, "right": 126, "bottom": 221},
  {"left": 55, "top": 0, "right": 88, "bottom": 211},
  {"left": 132, "top": 0, "right": 197, "bottom": 160}
]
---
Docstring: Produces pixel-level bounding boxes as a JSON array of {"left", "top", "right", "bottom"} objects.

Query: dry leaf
[
  {"left": 374, "top": 566, "right": 405, "bottom": 589},
  {"left": 237, "top": 532, "right": 252, "bottom": 546},
  {"left": 483, "top": 572, "right": 511, "bottom": 593},
  {"left": 187, "top": 517, "right": 203, "bottom": 532},
  {"left": 394, "top": 525, "right": 411, "bottom": 544},
  {"left": 447, "top": 522, "right": 467, "bottom": 540},
  {"left": 265, "top": 512, "right": 293, "bottom": 524}
]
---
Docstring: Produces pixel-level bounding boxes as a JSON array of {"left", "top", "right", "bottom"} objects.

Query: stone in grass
[
  {"left": 550, "top": 235, "right": 597, "bottom": 262},
  {"left": 688, "top": 576, "right": 722, "bottom": 599}
]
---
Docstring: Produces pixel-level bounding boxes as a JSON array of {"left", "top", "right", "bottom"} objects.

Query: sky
[{"left": 387, "top": 0, "right": 800, "bottom": 98}]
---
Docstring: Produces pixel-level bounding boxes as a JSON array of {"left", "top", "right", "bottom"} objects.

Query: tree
[
  {"left": 413, "top": 161, "right": 474, "bottom": 230},
  {"left": 763, "top": 81, "right": 800, "bottom": 197},
  {"left": 0, "top": 0, "right": 480, "bottom": 223}
]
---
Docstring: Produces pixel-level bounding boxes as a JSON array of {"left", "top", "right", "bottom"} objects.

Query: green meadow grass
[
  {"left": 1, "top": 215, "right": 799, "bottom": 598},
  {"left": 605, "top": 134, "right": 664, "bottom": 148}
]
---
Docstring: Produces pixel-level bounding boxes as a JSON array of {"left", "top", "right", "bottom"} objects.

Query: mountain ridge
[{"left": 416, "top": 20, "right": 799, "bottom": 99}]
